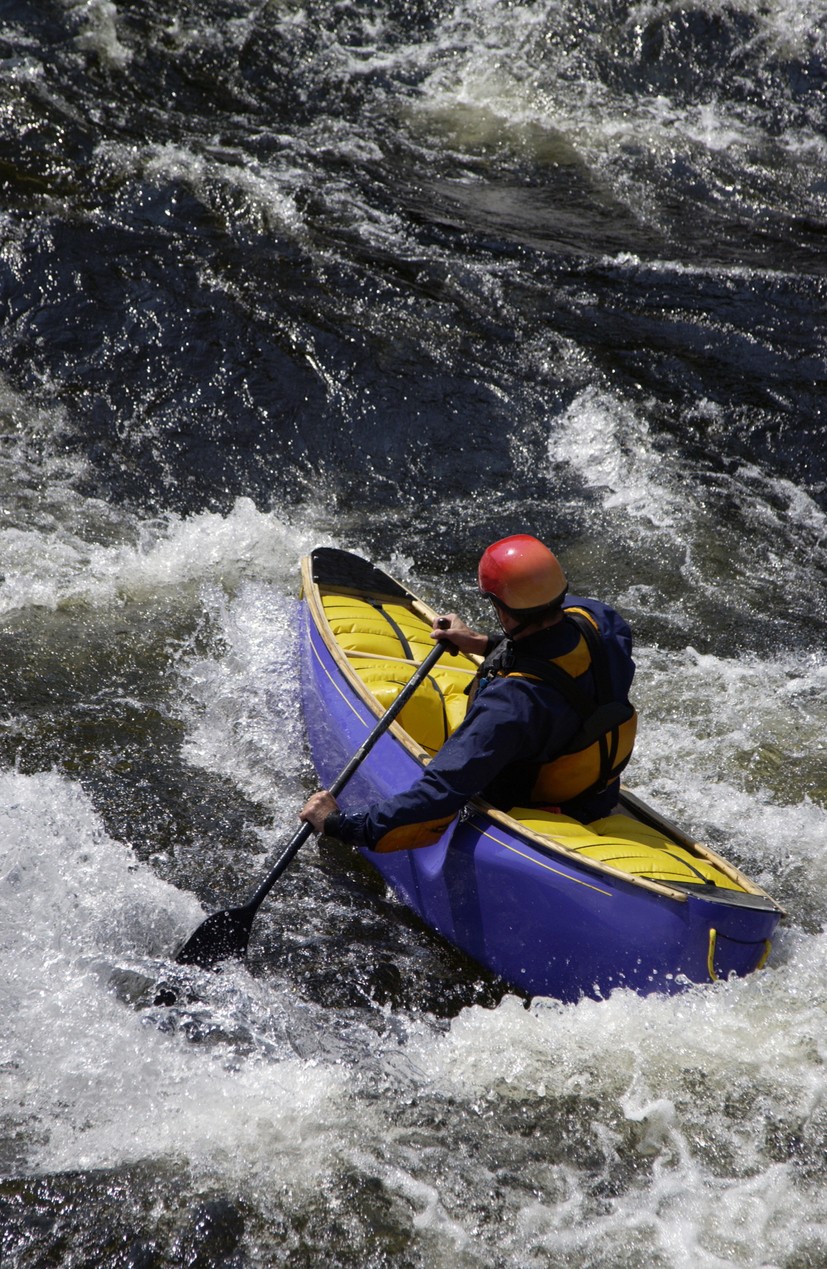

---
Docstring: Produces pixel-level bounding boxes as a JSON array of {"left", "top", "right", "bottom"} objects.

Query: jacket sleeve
[{"left": 335, "top": 677, "right": 574, "bottom": 851}]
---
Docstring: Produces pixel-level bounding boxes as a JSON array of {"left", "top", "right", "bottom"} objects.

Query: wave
[
  {"left": 1, "top": 4, "right": 825, "bottom": 1264},
  {"left": 4, "top": 762, "right": 825, "bottom": 1269},
  {"left": 0, "top": 497, "right": 316, "bottom": 617}
]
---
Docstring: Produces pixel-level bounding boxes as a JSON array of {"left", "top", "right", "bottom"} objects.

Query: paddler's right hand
[{"left": 431, "top": 613, "right": 490, "bottom": 657}]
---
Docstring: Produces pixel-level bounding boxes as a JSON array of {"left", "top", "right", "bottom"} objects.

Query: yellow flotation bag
[
  {"left": 509, "top": 808, "right": 745, "bottom": 890},
  {"left": 323, "top": 595, "right": 476, "bottom": 755}
]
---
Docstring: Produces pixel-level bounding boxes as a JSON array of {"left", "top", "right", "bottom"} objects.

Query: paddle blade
[{"left": 174, "top": 906, "right": 254, "bottom": 969}]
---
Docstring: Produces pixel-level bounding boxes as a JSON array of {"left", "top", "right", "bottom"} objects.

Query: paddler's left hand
[{"left": 300, "top": 789, "right": 339, "bottom": 833}]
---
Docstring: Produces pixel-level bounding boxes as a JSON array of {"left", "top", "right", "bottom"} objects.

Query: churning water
[{"left": 1, "top": 2, "right": 826, "bottom": 1265}]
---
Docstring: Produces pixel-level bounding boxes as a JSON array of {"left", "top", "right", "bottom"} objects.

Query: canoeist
[{"left": 300, "top": 535, "right": 637, "bottom": 851}]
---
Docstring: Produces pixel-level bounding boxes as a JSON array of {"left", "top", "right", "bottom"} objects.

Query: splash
[
  {"left": 0, "top": 769, "right": 349, "bottom": 1180},
  {"left": 550, "top": 385, "right": 679, "bottom": 528},
  {"left": 0, "top": 497, "right": 315, "bottom": 617},
  {"left": 60, "top": 0, "right": 132, "bottom": 69},
  {"left": 177, "top": 580, "right": 309, "bottom": 813},
  {"left": 400, "top": 946, "right": 827, "bottom": 1266}
]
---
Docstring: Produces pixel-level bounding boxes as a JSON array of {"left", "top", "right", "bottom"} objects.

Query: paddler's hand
[
  {"left": 432, "top": 614, "right": 489, "bottom": 657},
  {"left": 300, "top": 789, "right": 339, "bottom": 833}
]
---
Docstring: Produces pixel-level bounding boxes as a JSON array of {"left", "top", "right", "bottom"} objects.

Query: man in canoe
[{"left": 300, "top": 534, "right": 637, "bottom": 851}]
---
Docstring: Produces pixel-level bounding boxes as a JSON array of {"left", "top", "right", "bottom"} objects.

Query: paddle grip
[{"left": 436, "top": 616, "right": 458, "bottom": 653}]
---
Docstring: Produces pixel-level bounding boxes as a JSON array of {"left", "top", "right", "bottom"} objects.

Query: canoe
[{"left": 299, "top": 547, "right": 784, "bottom": 1003}]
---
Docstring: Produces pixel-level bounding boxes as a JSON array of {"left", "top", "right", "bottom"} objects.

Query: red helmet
[{"left": 478, "top": 535, "right": 567, "bottom": 615}]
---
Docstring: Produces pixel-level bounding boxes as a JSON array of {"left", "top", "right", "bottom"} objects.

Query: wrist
[{"left": 464, "top": 631, "right": 497, "bottom": 657}]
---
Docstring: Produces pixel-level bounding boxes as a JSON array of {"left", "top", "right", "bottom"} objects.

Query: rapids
[{"left": 1, "top": 2, "right": 825, "bottom": 1265}]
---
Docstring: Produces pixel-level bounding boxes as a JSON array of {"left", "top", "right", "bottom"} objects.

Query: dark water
[{"left": 1, "top": 3, "right": 826, "bottom": 1266}]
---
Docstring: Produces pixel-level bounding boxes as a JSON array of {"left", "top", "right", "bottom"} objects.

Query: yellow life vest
[{"left": 495, "top": 608, "right": 638, "bottom": 806}]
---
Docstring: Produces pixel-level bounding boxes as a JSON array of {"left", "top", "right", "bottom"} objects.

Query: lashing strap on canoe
[
  {"left": 369, "top": 600, "right": 414, "bottom": 660},
  {"left": 667, "top": 850, "right": 718, "bottom": 886},
  {"left": 366, "top": 600, "right": 450, "bottom": 747},
  {"left": 322, "top": 594, "right": 475, "bottom": 750}
]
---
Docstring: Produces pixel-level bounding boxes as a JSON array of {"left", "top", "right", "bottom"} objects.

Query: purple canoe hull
[{"left": 299, "top": 549, "right": 783, "bottom": 1004}]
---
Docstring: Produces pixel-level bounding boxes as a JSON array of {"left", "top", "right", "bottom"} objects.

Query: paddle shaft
[{"left": 242, "top": 635, "right": 451, "bottom": 916}]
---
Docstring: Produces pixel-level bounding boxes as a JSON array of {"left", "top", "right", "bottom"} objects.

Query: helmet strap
[{"left": 488, "top": 587, "right": 568, "bottom": 639}]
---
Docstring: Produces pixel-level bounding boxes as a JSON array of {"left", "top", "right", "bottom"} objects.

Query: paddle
[{"left": 174, "top": 632, "right": 452, "bottom": 969}]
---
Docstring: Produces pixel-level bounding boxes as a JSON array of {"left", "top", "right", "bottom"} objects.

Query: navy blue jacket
[{"left": 334, "top": 596, "right": 635, "bottom": 849}]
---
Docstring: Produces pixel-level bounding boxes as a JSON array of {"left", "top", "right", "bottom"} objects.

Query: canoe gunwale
[{"left": 301, "top": 549, "right": 784, "bottom": 919}]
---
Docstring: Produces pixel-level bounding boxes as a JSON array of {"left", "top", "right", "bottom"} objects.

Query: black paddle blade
[{"left": 174, "top": 905, "right": 255, "bottom": 970}]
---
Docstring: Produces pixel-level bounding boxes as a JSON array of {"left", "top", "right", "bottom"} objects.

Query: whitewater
[{"left": 1, "top": 1, "right": 826, "bottom": 1265}]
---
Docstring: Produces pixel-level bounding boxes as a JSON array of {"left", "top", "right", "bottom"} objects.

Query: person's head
[{"left": 478, "top": 534, "right": 567, "bottom": 635}]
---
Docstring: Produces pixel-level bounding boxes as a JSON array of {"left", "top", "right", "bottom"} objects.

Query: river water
[{"left": 1, "top": 2, "right": 826, "bottom": 1265}]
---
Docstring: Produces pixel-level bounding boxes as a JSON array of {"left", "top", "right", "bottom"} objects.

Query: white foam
[
  {"left": 0, "top": 377, "right": 92, "bottom": 529},
  {"left": 550, "top": 385, "right": 681, "bottom": 528},
  {"left": 628, "top": 642, "right": 827, "bottom": 898},
  {"left": 0, "top": 769, "right": 199, "bottom": 963},
  {"left": 0, "top": 497, "right": 315, "bottom": 617},
  {"left": 409, "top": 0, "right": 827, "bottom": 248},
  {"left": 628, "top": 0, "right": 827, "bottom": 62},
  {"left": 416, "top": 0, "right": 827, "bottom": 135},
  {"left": 0, "top": 769, "right": 349, "bottom": 1180},
  {"left": 93, "top": 139, "right": 307, "bottom": 240},
  {"left": 177, "top": 580, "right": 308, "bottom": 813},
  {"left": 2, "top": 610, "right": 824, "bottom": 1259},
  {"left": 547, "top": 387, "right": 827, "bottom": 635},
  {"left": 401, "top": 931, "right": 827, "bottom": 1264},
  {"left": 4, "top": 757, "right": 822, "bottom": 1260},
  {"left": 730, "top": 460, "right": 827, "bottom": 548},
  {"left": 61, "top": 0, "right": 131, "bottom": 69}
]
